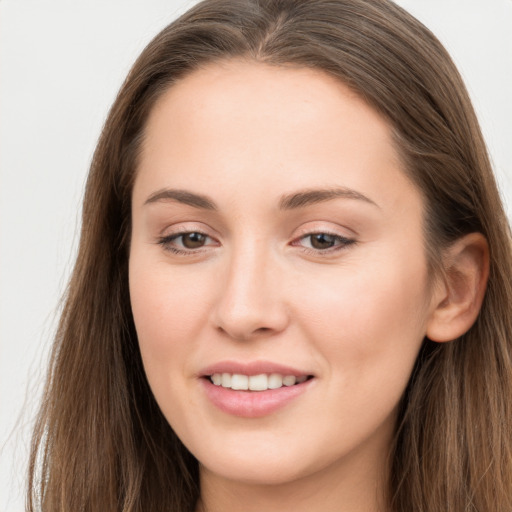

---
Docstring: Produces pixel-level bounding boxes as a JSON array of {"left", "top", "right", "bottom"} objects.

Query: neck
[{"left": 196, "top": 446, "right": 390, "bottom": 512}]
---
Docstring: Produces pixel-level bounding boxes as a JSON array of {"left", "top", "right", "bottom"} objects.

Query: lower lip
[{"left": 201, "top": 378, "right": 313, "bottom": 418}]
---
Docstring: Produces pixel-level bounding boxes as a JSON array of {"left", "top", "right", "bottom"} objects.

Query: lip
[
  {"left": 199, "top": 360, "right": 312, "bottom": 378},
  {"left": 199, "top": 360, "right": 315, "bottom": 418}
]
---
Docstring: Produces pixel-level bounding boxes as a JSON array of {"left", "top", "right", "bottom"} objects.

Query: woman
[{"left": 28, "top": 0, "right": 512, "bottom": 511}]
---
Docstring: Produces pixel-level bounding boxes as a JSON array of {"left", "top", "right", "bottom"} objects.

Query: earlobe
[{"left": 426, "top": 233, "right": 489, "bottom": 343}]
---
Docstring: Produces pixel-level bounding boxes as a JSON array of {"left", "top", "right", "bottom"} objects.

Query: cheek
[
  {"left": 128, "top": 256, "right": 216, "bottom": 431},
  {"left": 128, "top": 253, "right": 211, "bottom": 375},
  {"left": 295, "top": 249, "right": 430, "bottom": 387}
]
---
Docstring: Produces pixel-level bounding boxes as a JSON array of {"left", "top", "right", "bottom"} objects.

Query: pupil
[
  {"left": 183, "top": 233, "right": 206, "bottom": 249},
  {"left": 311, "top": 233, "right": 335, "bottom": 249}
]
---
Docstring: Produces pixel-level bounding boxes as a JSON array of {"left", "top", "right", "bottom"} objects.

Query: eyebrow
[
  {"left": 144, "top": 188, "right": 217, "bottom": 210},
  {"left": 278, "top": 187, "right": 379, "bottom": 210},
  {"left": 143, "top": 186, "right": 378, "bottom": 211}
]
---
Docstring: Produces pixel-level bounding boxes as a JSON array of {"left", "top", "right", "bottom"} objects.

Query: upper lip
[{"left": 199, "top": 360, "right": 313, "bottom": 378}]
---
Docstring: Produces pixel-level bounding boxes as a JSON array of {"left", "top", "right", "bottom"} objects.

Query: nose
[{"left": 211, "top": 244, "right": 289, "bottom": 341}]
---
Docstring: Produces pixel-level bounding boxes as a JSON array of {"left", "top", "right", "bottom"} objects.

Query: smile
[
  {"left": 200, "top": 363, "right": 315, "bottom": 418},
  {"left": 210, "top": 372, "right": 309, "bottom": 391}
]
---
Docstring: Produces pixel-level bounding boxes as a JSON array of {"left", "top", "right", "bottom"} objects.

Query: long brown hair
[{"left": 28, "top": 1, "right": 512, "bottom": 511}]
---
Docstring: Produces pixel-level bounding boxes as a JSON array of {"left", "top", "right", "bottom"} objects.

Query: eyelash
[
  {"left": 292, "top": 232, "right": 356, "bottom": 255},
  {"left": 157, "top": 231, "right": 216, "bottom": 255},
  {"left": 156, "top": 231, "right": 356, "bottom": 256}
]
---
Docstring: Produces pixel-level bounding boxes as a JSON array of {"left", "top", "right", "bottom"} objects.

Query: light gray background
[{"left": 1, "top": 1, "right": 511, "bottom": 511}]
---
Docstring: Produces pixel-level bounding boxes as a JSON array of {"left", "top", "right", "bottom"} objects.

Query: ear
[{"left": 426, "top": 233, "right": 489, "bottom": 343}]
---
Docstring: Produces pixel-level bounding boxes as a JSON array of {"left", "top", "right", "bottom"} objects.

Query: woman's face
[{"left": 129, "top": 61, "right": 436, "bottom": 488}]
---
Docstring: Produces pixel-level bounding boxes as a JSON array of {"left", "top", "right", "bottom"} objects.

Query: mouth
[
  {"left": 199, "top": 364, "right": 315, "bottom": 418},
  {"left": 206, "top": 372, "right": 313, "bottom": 391}
]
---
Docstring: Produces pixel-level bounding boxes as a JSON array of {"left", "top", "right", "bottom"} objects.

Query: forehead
[
  {"left": 140, "top": 59, "right": 393, "bottom": 157},
  {"left": 134, "top": 59, "right": 418, "bottom": 215}
]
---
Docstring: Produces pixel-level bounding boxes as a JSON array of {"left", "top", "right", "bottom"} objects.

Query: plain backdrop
[{"left": 1, "top": 1, "right": 511, "bottom": 511}]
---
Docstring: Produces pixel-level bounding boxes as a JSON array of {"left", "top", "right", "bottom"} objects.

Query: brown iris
[
  {"left": 309, "top": 233, "right": 337, "bottom": 250},
  {"left": 181, "top": 232, "right": 207, "bottom": 249}
]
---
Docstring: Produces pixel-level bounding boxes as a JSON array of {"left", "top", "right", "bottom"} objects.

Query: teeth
[
  {"left": 221, "top": 373, "right": 231, "bottom": 387},
  {"left": 231, "top": 374, "right": 249, "bottom": 390},
  {"left": 210, "top": 372, "right": 309, "bottom": 391},
  {"left": 268, "top": 373, "right": 283, "bottom": 389},
  {"left": 249, "top": 374, "right": 268, "bottom": 391},
  {"left": 282, "top": 375, "right": 296, "bottom": 386}
]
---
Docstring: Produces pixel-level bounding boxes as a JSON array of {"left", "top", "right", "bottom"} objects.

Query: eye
[
  {"left": 176, "top": 232, "right": 209, "bottom": 249},
  {"left": 157, "top": 231, "right": 217, "bottom": 254},
  {"left": 307, "top": 233, "right": 339, "bottom": 250},
  {"left": 294, "top": 232, "right": 356, "bottom": 252}
]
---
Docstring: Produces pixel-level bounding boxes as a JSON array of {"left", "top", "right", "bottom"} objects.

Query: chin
[
  {"left": 201, "top": 455, "right": 315, "bottom": 486},
  {"left": 190, "top": 431, "right": 341, "bottom": 488}
]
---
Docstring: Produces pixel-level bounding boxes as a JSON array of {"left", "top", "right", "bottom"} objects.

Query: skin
[{"left": 129, "top": 60, "right": 450, "bottom": 512}]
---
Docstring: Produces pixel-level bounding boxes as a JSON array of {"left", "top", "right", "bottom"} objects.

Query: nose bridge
[{"left": 212, "top": 236, "right": 287, "bottom": 340}]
